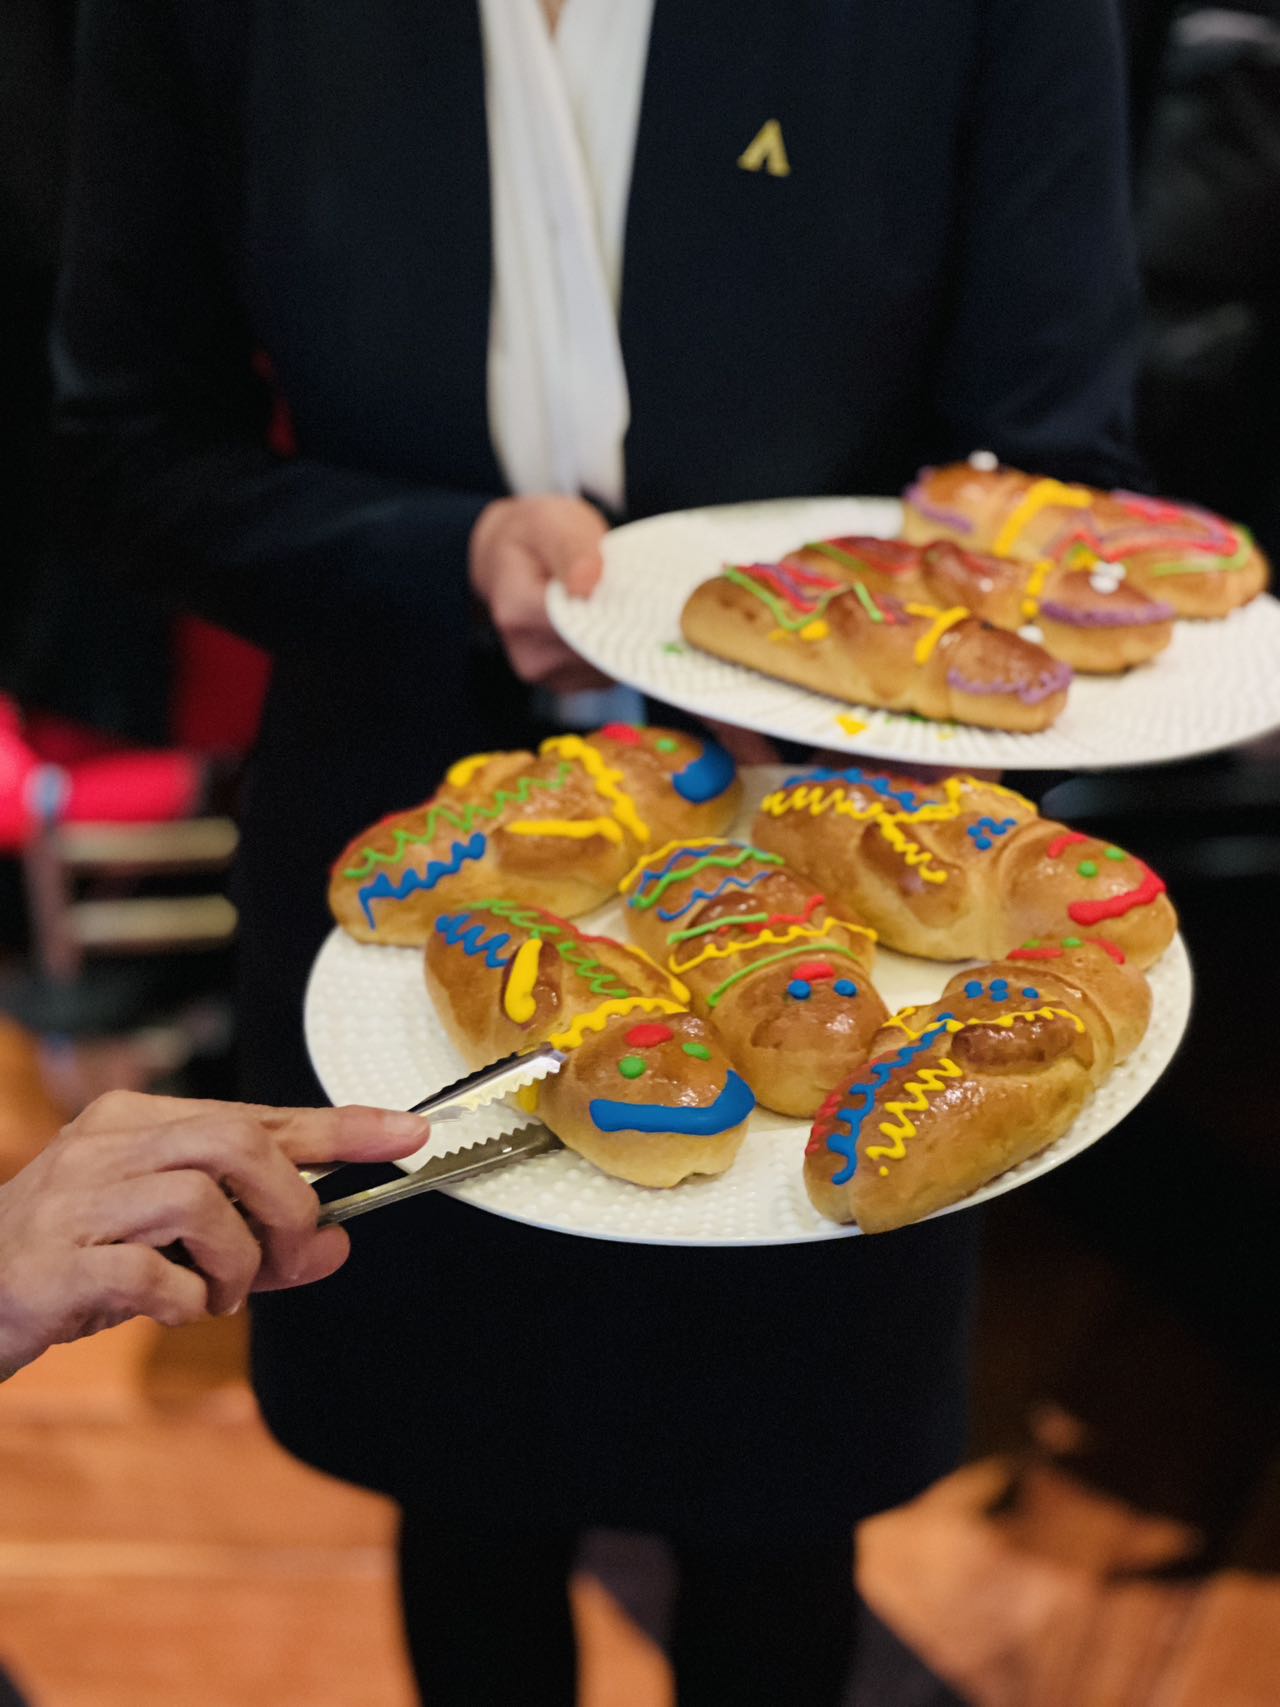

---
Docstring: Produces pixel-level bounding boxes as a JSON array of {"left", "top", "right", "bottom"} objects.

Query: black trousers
[{"left": 398, "top": 1516, "right": 858, "bottom": 1707}]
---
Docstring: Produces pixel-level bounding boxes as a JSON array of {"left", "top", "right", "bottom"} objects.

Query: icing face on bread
[
  {"left": 620, "top": 836, "right": 888, "bottom": 1118},
  {"left": 582, "top": 1017, "right": 755, "bottom": 1136},
  {"left": 329, "top": 725, "right": 739, "bottom": 945},
  {"left": 802, "top": 942, "right": 1156, "bottom": 1232},
  {"left": 753, "top": 767, "right": 1177, "bottom": 968}
]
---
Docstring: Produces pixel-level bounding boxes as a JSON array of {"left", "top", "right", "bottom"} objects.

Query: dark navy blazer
[{"left": 54, "top": 0, "right": 1139, "bottom": 1532}]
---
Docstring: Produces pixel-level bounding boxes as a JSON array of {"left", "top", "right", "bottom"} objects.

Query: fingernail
[
  {"left": 385, "top": 1113, "right": 427, "bottom": 1138},
  {"left": 218, "top": 1301, "right": 243, "bottom": 1318}
]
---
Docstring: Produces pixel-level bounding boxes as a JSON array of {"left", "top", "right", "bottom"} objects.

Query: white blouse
[{"left": 478, "top": 0, "right": 656, "bottom": 513}]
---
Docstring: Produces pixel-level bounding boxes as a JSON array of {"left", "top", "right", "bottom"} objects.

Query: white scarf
[{"left": 479, "top": 0, "right": 656, "bottom": 513}]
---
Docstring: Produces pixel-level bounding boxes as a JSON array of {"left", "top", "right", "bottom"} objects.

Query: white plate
[
  {"left": 547, "top": 497, "right": 1280, "bottom": 771},
  {"left": 303, "top": 771, "right": 1193, "bottom": 1247}
]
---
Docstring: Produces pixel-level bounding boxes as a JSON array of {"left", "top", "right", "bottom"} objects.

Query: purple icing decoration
[
  {"left": 904, "top": 471, "right": 975, "bottom": 535},
  {"left": 946, "top": 659, "right": 1073, "bottom": 706},
  {"left": 1038, "top": 598, "right": 1176, "bottom": 628}
]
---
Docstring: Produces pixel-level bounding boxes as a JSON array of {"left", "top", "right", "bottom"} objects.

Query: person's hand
[
  {"left": 0, "top": 1094, "right": 426, "bottom": 1381},
  {"left": 469, "top": 495, "right": 615, "bottom": 692}
]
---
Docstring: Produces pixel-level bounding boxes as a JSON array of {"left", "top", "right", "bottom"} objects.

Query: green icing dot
[
  {"left": 1062, "top": 936, "right": 1083, "bottom": 949},
  {"left": 1077, "top": 860, "right": 1099, "bottom": 878},
  {"left": 1024, "top": 939, "right": 1041, "bottom": 948},
  {"left": 682, "top": 1041, "right": 712, "bottom": 1061},
  {"left": 1105, "top": 846, "right": 1126, "bottom": 862},
  {"left": 618, "top": 1057, "right": 646, "bottom": 1080},
  {"left": 655, "top": 737, "right": 678, "bottom": 753},
  {"left": 662, "top": 641, "right": 686, "bottom": 654}
]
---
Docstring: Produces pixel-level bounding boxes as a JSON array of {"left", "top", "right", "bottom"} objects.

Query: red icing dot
[
  {"left": 792, "top": 961, "right": 834, "bottom": 981},
  {"left": 600, "top": 722, "right": 642, "bottom": 745},
  {"left": 625, "top": 1023, "right": 675, "bottom": 1047}
]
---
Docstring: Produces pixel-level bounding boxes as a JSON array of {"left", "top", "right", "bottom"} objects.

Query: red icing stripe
[
  {"left": 1007, "top": 937, "right": 1127, "bottom": 965},
  {"left": 764, "top": 894, "right": 826, "bottom": 927},
  {"left": 1046, "top": 830, "right": 1089, "bottom": 859},
  {"left": 625, "top": 1023, "right": 675, "bottom": 1047},
  {"left": 600, "top": 722, "right": 642, "bottom": 745},
  {"left": 793, "top": 961, "right": 834, "bottom": 981},
  {"left": 1068, "top": 867, "right": 1166, "bottom": 926},
  {"left": 807, "top": 1083, "right": 848, "bottom": 1154}
]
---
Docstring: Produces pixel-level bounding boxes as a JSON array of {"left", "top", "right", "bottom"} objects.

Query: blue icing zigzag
[
  {"left": 655, "top": 870, "right": 772, "bottom": 922},
  {"left": 357, "top": 833, "right": 487, "bottom": 927},
  {"left": 781, "top": 767, "right": 920, "bottom": 811},
  {"left": 826, "top": 1020, "right": 954, "bottom": 1186},
  {"left": 966, "top": 817, "right": 1017, "bottom": 852},
  {"left": 672, "top": 740, "right": 736, "bottom": 805},
  {"left": 434, "top": 910, "right": 513, "bottom": 971}
]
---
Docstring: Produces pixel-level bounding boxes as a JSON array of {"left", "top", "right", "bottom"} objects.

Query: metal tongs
[{"left": 310, "top": 1044, "right": 566, "bottom": 1226}]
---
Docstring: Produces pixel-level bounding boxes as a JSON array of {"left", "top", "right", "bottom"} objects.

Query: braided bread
[
  {"left": 679, "top": 562, "right": 1071, "bottom": 731},
  {"left": 902, "top": 462, "right": 1269, "bottom": 619},
  {"left": 618, "top": 838, "right": 887, "bottom": 1117},
  {"left": 423, "top": 898, "right": 753, "bottom": 1187},
  {"left": 805, "top": 941, "right": 1152, "bottom": 1231},
  {"left": 753, "top": 767, "right": 1176, "bottom": 969},
  {"left": 330, "top": 724, "right": 740, "bottom": 945},
  {"left": 785, "top": 535, "right": 1176, "bottom": 674}
]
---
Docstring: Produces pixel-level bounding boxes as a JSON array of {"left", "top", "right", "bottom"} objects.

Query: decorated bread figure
[
  {"left": 753, "top": 767, "right": 1176, "bottom": 968},
  {"left": 786, "top": 535, "right": 1175, "bottom": 673},
  {"left": 424, "top": 898, "right": 753, "bottom": 1188},
  {"left": 619, "top": 838, "right": 888, "bottom": 1117},
  {"left": 804, "top": 942, "right": 1152, "bottom": 1232},
  {"left": 330, "top": 724, "right": 740, "bottom": 946},
  {"left": 679, "top": 561, "right": 1072, "bottom": 731},
  {"left": 901, "top": 461, "right": 1268, "bottom": 619}
]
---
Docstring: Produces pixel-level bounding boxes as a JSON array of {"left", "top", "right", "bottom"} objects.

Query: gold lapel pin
[{"left": 738, "top": 119, "right": 791, "bottom": 177}]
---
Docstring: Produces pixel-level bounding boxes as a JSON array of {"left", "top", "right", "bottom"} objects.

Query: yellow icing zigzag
[
  {"left": 540, "top": 735, "right": 650, "bottom": 844},
  {"left": 618, "top": 837, "right": 730, "bottom": 894},
  {"left": 873, "top": 816, "right": 949, "bottom": 884},
  {"left": 670, "top": 917, "right": 873, "bottom": 976},
  {"left": 883, "top": 1005, "right": 1085, "bottom": 1042},
  {"left": 904, "top": 604, "right": 969, "bottom": 664},
  {"left": 866, "top": 1057, "right": 964, "bottom": 1160},
  {"left": 548, "top": 997, "right": 685, "bottom": 1053}
]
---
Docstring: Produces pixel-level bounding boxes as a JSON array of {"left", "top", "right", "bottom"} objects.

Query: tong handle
[{"left": 317, "top": 1127, "right": 558, "bottom": 1226}]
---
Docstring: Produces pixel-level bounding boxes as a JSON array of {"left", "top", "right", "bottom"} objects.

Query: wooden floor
[{"left": 2, "top": 1016, "right": 1278, "bottom": 1707}]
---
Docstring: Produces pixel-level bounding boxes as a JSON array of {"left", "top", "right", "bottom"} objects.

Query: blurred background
[{"left": 1, "top": 2, "right": 1278, "bottom": 1703}]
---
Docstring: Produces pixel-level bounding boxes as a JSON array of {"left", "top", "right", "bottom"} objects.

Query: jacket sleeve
[
  {"left": 929, "top": 0, "right": 1142, "bottom": 488},
  {"left": 51, "top": 0, "right": 492, "bottom": 657}
]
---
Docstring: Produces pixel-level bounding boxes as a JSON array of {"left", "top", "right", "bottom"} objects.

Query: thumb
[
  {"left": 562, "top": 549, "right": 603, "bottom": 599},
  {"left": 526, "top": 498, "right": 608, "bottom": 592}
]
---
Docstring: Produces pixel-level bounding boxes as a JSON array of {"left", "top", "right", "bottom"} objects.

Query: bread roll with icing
[
  {"left": 330, "top": 723, "right": 740, "bottom": 946},
  {"left": 902, "top": 462, "right": 1268, "bottom": 619},
  {"left": 680, "top": 561, "right": 1071, "bottom": 731},
  {"left": 786, "top": 535, "right": 1175, "bottom": 674},
  {"left": 752, "top": 767, "right": 1176, "bottom": 969},
  {"left": 619, "top": 838, "right": 888, "bottom": 1117},
  {"left": 423, "top": 899, "right": 752, "bottom": 1188},
  {"left": 805, "top": 942, "right": 1152, "bottom": 1231}
]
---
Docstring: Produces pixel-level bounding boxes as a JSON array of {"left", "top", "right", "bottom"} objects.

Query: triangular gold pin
[{"left": 737, "top": 118, "right": 791, "bottom": 177}]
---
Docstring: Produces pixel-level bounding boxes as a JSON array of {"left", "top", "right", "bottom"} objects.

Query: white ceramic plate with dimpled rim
[
  {"left": 546, "top": 497, "right": 1280, "bottom": 771},
  {"left": 303, "top": 769, "right": 1193, "bottom": 1247}
]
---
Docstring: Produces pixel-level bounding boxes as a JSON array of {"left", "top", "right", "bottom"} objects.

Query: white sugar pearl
[
  {"left": 969, "top": 449, "right": 999, "bottom": 471},
  {"left": 1019, "top": 624, "right": 1044, "bottom": 644},
  {"left": 1090, "top": 572, "right": 1121, "bottom": 595}
]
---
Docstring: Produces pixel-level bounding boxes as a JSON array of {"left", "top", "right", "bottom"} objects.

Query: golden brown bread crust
[
  {"left": 423, "top": 898, "right": 751, "bottom": 1187},
  {"left": 804, "top": 942, "right": 1152, "bottom": 1231},
  {"left": 752, "top": 768, "right": 1177, "bottom": 968},
  {"left": 787, "top": 536, "right": 1174, "bottom": 673},
  {"left": 617, "top": 837, "right": 888, "bottom": 1117},
  {"left": 902, "top": 463, "right": 1269, "bottom": 619},
  {"left": 680, "top": 563, "right": 1071, "bottom": 731},
  {"left": 329, "top": 724, "right": 741, "bottom": 946}
]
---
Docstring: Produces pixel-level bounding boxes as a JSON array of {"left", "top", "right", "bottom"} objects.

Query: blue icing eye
[
  {"left": 1022, "top": 987, "right": 1040, "bottom": 999},
  {"left": 990, "top": 979, "right": 1010, "bottom": 1000},
  {"left": 833, "top": 978, "right": 858, "bottom": 998},
  {"left": 964, "top": 979, "right": 984, "bottom": 999},
  {"left": 787, "top": 979, "right": 812, "bottom": 1000}
]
